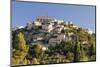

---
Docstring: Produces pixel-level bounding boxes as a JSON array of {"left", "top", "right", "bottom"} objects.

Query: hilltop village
[
  {"left": 12, "top": 16, "right": 96, "bottom": 66},
  {"left": 13, "top": 16, "right": 93, "bottom": 47}
]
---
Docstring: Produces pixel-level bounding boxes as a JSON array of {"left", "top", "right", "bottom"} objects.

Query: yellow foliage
[
  {"left": 32, "top": 58, "right": 40, "bottom": 64},
  {"left": 15, "top": 32, "right": 27, "bottom": 51}
]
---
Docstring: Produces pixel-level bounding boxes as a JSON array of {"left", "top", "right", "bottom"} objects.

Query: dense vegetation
[{"left": 11, "top": 25, "right": 96, "bottom": 66}]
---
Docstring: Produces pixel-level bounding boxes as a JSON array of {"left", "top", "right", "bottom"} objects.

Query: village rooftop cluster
[{"left": 13, "top": 16, "right": 94, "bottom": 49}]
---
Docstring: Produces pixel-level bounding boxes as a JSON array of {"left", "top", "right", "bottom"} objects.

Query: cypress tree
[
  {"left": 80, "top": 46, "right": 87, "bottom": 61},
  {"left": 74, "top": 41, "right": 81, "bottom": 62},
  {"left": 74, "top": 36, "right": 81, "bottom": 62}
]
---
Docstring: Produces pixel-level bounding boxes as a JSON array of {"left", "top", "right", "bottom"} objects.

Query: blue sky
[{"left": 12, "top": 1, "right": 96, "bottom": 32}]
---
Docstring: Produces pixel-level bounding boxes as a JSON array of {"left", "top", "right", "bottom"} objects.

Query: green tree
[
  {"left": 12, "top": 49, "right": 28, "bottom": 65},
  {"left": 15, "top": 32, "right": 27, "bottom": 51},
  {"left": 66, "top": 51, "right": 74, "bottom": 62},
  {"left": 11, "top": 57, "right": 20, "bottom": 65},
  {"left": 89, "top": 43, "right": 96, "bottom": 61},
  {"left": 91, "top": 43, "right": 95, "bottom": 55},
  {"left": 74, "top": 41, "right": 81, "bottom": 62},
  {"left": 80, "top": 46, "right": 88, "bottom": 61},
  {"left": 12, "top": 32, "right": 29, "bottom": 66},
  {"left": 32, "top": 58, "right": 40, "bottom": 64},
  {"left": 29, "top": 44, "right": 45, "bottom": 59},
  {"left": 32, "top": 44, "right": 42, "bottom": 58}
]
